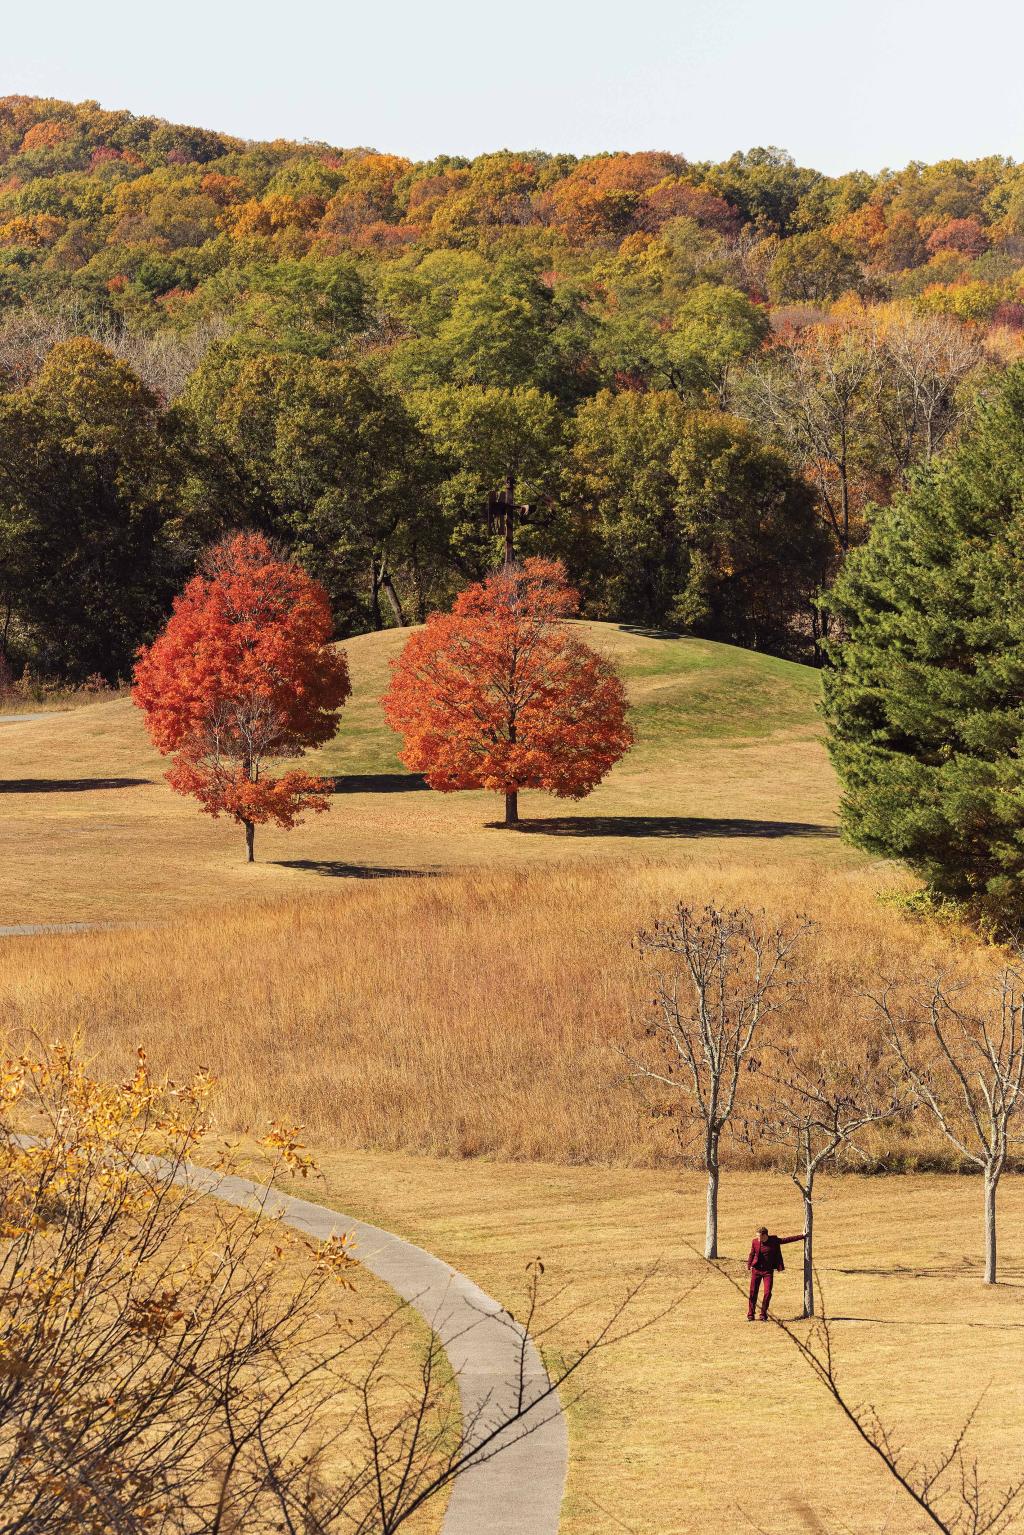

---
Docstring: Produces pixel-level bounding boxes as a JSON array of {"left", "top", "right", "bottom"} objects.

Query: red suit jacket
[{"left": 747, "top": 1234, "right": 803, "bottom": 1273}]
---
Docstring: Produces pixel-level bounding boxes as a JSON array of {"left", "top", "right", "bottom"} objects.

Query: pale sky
[{"left": 6, "top": 0, "right": 1024, "bottom": 176}]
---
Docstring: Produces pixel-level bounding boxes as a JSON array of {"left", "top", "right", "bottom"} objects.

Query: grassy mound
[{"left": 0, "top": 623, "right": 836, "bottom": 924}]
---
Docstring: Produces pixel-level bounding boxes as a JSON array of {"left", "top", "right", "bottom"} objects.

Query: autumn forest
[{"left": 0, "top": 93, "right": 1019, "bottom": 684}]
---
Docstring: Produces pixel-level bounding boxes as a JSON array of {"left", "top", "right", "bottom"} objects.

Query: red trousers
[{"left": 748, "top": 1269, "right": 774, "bottom": 1318}]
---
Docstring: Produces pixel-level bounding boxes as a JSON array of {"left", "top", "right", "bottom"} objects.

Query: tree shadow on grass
[
  {"left": 827, "top": 1315, "right": 1024, "bottom": 1327},
  {"left": 490, "top": 815, "right": 838, "bottom": 839},
  {"left": 0, "top": 777, "right": 150, "bottom": 794},
  {"left": 271, "top": 860, "right": 433, "bottom": 880},
  {"left": 616, "top": 624, "right": 683, "bottom": 641},
  {"left": 328, "top": 773, "right": 428, "bottom": 794}
]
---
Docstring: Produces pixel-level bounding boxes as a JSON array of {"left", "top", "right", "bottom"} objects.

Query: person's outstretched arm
[{"left": 778, "top": 1233, "right": 806, "bottom": 1244}]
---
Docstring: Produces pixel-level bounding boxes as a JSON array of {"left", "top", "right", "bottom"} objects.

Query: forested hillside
[{"left": 1, "top": 94, "right": 1020, "bottom": 680}]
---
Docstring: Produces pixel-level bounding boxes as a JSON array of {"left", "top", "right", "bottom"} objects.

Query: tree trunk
[
  {"left": 705, "top": 1142, "right": 720, "bottom": 1260},
  {"left": 802, "top": 1189, "right": 814, "bottom": 1318},
  {"left": 504, "top": 790, "right": 519, "bottom": 827},
  {"left": 244, "top": 820, "right": 255, "bottom": 864},
  {"left": 984, "top": 1171, "right": 998, "bottom": 1285},
  {"left": 381, "top": 572, "right": 407, "bottom": 627},
  {"left": 369, "top": 558, "right": 383, "bottom": 632}
]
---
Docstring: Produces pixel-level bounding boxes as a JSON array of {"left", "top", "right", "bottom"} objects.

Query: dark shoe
[
  {"left": 759, "top": 1315, "right": 769, "bottom": 1322},
  {"left": 746, "top": 1314, "right": 755, "bottom": 1322}
]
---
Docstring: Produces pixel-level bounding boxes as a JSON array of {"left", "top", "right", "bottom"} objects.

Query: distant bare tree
[
  {"left": 868, "top": 308, "right": 983, "bottom": 473},
  {"left": 873, "top": 968, "right": 1024, "bottom": 1285},
  {"left": 744, "top": 323, "right": 876, "bottom": 554},
  {"left": 0, "top": 302, "right": 229, "bottom": 401},
  {"left": 750, "top": 1042, "right": 900, "bottom": 1316},
  {"left": 631, "top": 906, "right": 810, "bottom": 1259}
]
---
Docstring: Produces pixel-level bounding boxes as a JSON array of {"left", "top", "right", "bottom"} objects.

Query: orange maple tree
[
  {"left": 133, "top": 532, "right": 351, "bottom": 862},
  {"left": 383, "top": 559, "right": 633, "bottom": 826}
]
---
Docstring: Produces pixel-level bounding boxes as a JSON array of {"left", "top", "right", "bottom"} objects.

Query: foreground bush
[{"left": 0, "top": 1040, "right": 633, "bottom": 1532}]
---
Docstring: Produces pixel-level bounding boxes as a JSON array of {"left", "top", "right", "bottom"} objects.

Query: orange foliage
[
  {"left": 547, "top": 152, "right": 687, "bottom": 241},
  {"left": 926, "top": 217, "right": 990, "bottom": 258},
  {"left": 231, "top": 192, "right": 326, "bottom": 238},
  {"left": 133, "top": 533, "right": 351, "bottom": 858},
  {"left": 382, "top": 559, "right": 633, "bottom": 822},
  {"left": 200, "top": 170, "right": 244, "bottom": 205},
  {"left": 0, "top": 213, "right": 65, "bottom": 248},
  {"left": 19, "top": 119, "right": 71, "bottom": 153},
  {"left": 639, "top": 178, "right": 741, "bottom": 235}
]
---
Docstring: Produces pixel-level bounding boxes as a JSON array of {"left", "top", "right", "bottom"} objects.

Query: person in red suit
[{"left": 746, "top": 1225, "right": 805, "bottom": 1320}]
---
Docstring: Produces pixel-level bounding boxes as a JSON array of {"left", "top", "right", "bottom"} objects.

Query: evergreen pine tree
[{"left": 824, "top": 364, "right": 1024, "bottom": 920}]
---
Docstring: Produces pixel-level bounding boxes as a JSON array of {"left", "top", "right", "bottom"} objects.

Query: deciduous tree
[
  {"left": 751, "top": 1042, "right": 898, "bottom": 1316},
  {"left": 874, "top": 969, "right": 1024, "bottom": 1284},
  {"left": 382, "top": 558, "right": 631, "bottom": 826},
  {"left": 133, "top": 532, "right": 350, "bottom": 861},
  {"left": 631, "top": 905, "right": 809, "bottom": 1260}
]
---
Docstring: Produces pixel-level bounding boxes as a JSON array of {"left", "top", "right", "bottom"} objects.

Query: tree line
[{"left": 2, "top": 97, "right": 1019, "bottom": 680}]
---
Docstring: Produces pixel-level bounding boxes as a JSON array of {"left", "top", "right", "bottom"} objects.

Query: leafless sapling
[
  {"left": 632, "top": 905, "right": 810, "bottom": 1259},
  {"left": 750, "top": 1042, "right": 900, "bottom": 1317},
  {"left": 873, "top": 967, "right": 1024, "bottom": 1284}
]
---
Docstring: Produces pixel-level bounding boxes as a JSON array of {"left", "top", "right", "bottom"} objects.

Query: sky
[{"left": 6, "top": 0, "right": 1024, "bottom": 175}]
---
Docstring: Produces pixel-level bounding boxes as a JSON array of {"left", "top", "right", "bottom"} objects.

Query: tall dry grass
[{"left": 0, "top": 859, "right": 998, "bottom": 1169}]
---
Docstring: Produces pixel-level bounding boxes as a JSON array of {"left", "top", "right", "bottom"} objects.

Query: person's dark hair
[{"left": 758, "top": 1225, "right": 769, "bottom": 1235}]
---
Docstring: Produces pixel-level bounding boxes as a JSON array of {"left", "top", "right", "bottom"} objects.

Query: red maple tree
[
  {"left": 133, "top": 532, "right": 351, "bottom": 862},
  {"left": 383, "top": 559, "right": 632, "bottom": 826}
]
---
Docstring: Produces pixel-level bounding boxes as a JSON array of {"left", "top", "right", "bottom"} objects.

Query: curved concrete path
[
  {"left": 0, "top": 712, "right": 66, "bottom": 724},
  {"left": 184, "top": 1162, "right": 569, "bottom": 1535}
]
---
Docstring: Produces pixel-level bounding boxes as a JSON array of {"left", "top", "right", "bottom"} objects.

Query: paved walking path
[
  {"left": 185, "top": 1162, "right": 569, "bottom": 1535},
  {"left": 4, "top": 706, "right": 569, "bottom": 1527},
  {"left": 0, "top": 711, "right": 67, "bottom": 723}
]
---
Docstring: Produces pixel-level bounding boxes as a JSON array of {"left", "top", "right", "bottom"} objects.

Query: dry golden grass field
[
  {"left": 2, "top": 621, "right": 1019, "bottom": 1533},
  {"left": 0, "top": 622, "right": 840, "bottom": 923},
  {"left": 286, "top": 1152, "right": 1024, "bottom": 1535}
]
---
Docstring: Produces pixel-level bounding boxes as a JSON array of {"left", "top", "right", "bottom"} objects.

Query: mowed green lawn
[{"left": 0, "top": 623, "right": 843, "bottom": 923}]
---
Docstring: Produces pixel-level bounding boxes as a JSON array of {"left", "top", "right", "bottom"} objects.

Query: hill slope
[{"left": 0, "top": 622, "right": 839, "bottom": 923}]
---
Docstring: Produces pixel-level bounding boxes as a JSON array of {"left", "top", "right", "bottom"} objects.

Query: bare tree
[
  {"left": 743, "top": 323, "right": 876, "bottom": 555},
  {"left": 0, "top": 301, "right": 229, "bottom": 401},
  {"left": 873, "top": 970, "right": 1024, "bottom": 1285},
  {"left": 631, "top": 906, "right": 810, "bottom": 1259},
  {"left": 867, "top": 308, "right": 983, "bottom": 475},
  {"left": 750, "top": 1043, "right": 899, "bottom": 1316}
]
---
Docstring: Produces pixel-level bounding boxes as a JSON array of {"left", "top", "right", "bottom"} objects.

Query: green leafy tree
[
  {"left": 182, "top": 349, "right": 441, "bottom": 630},
  {"left": 824, "top": 364, "right": 1024, "bottom": 920},
  {"left": 601, "top": 280, "right": 768, "bottom": 402},
  {"left": 569, "top": 391, "right": 823, "bottom": 650},
  {"left": 414, "top": 383, "right": 564, "bottom": 573},
  {"left": 0, "top": 337, "right": 179, "bottom": 679},
  {"left": 766, "top": 230, "right": 862, "bottom": 304}
]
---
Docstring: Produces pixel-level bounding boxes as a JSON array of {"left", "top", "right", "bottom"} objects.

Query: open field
[
  {"left": 0, "top": 861, "right": 989, "bottom": 1166},
  {"left": 3, "top": 619, "right": 1016, "bottom": 1532},
  {"left": 282, "top": 1151, "right": 1024, "bottom": 1535},
  {"left": 0, "top": 622, "right": 841, "bottom": 924}
]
